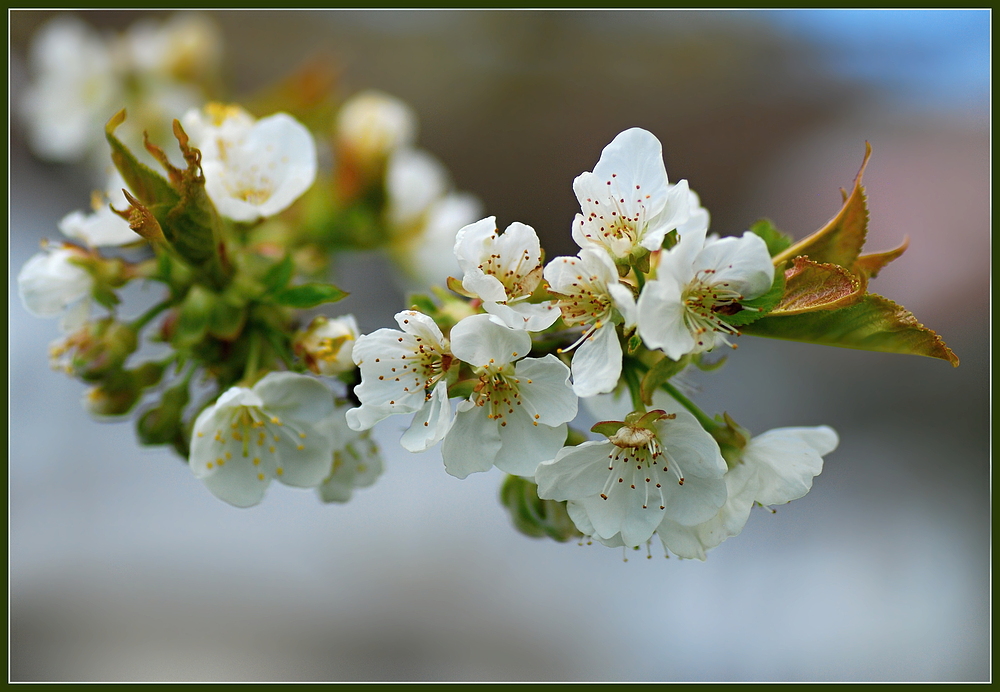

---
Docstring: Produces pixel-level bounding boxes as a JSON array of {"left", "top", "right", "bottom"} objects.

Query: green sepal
[
  {"left": 773, "top": 143, "right": 871, "bottom": 268},
  {"left": 447, "top": 380, "right": 476, "bottom": 400},
  {"left": 105, "top": 110, "right": 178, "bottom": 207},
  {"left": 747, "top": 218, "right": 793, "bottom": 258},
  {"left": 711, "top": 412, "right": 751, "bottom": 468},
  {"left": 639, "top": 354, "right": 688, "bottom": 405},
  {"left": 272, "top": 283, "right": 348, "bottom": 308},
  {"left": 691, "top": 352, "right": 728, "bottom": 372},
  {"left": 740, "top": 292, "right": 959, "bottom": 366},
  {"left": 661, "top": 229, "right": 679, "bottom": 251},
  {"left": 408, "top": 293, "right": 438, "bottom": 316},
  {"left": 499, "top": 475, "right": 583, "bottom": 543},
  {"left": 591, "top": 420, "right": 625, "bottom": 438},
  {"left": 627, "top": 333, "right": 643, "bottom": 356},
  {"left": 725, "top": 268, "right": 787, "bottom": 327}
]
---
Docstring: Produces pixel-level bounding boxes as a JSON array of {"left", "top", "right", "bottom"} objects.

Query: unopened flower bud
[
  {"left": 500, "top": 475, "right": 583, "bottom": 543},
  {"left": 49, "top": 318, "right": 138, "bottom": 381},
  {"left": 137, "top": 382, "right": 190, "bottom": 446},
  {"left": 83, "top": 379, "right": 142, "bottom": 417},
  {"left": 336, "top": 91, "right": 417, "bottom": 166},
  {"left": 293, "top": 315, "right": 359, "bottom": 376}
]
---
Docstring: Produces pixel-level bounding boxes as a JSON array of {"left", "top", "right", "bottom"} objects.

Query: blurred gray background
[{"left": 9, "top": 10, "right": 990, "bottom": 682}]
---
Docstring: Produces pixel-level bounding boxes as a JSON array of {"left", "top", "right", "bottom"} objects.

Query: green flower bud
[
  {"left": 49, "top": 318, "right": 138, "bottom": 381},
  {"left": 500, "top": 475, "right": 583, "bottom": 543}
]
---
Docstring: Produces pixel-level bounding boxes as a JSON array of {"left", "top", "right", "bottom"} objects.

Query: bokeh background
[{"left": 8, "top": 10, "right": 990, "bottom": 682}]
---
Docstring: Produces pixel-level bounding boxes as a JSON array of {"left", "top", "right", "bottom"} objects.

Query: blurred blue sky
[{"left": 767, "top": 9, "right": 990, "bottom": 114}]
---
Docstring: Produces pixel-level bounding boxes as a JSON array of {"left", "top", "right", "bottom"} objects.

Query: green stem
[
  {"left": 130, "top": 300, "right": 172, "bottom": 332},
  {"left": 622, "top": 365, "right": 645, "bottom": 413},
  {"left": 633, "top": 266, "right": 646, "bottom": 292},
  {"left": 263, "top": 327, "right": 297, "bottom": 371},
  {"left": 244, "top": 331, "right": 262, "bottom": 385},
  {"left": 659, "top": 380, "right": 720, "bottom": 432}
]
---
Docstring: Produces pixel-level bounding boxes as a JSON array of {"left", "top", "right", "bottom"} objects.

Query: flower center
[
  {"left": 600, "top": 426, "right": 687, "bottom": 509},
  {"left": 478, "top": 247, "right": 540, "bottom": 299},
  {"left": 681, "top": 270, "right": 744, "bottom": 348},
  {"left": 472, "top": 364, "right": 528, "bottom": 428},
  {"left": 201, "top": 406, "right": 311, "bottom": 482}
]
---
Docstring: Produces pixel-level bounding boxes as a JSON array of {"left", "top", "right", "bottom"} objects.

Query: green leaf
[
  {"left": 768, "top": 257, "right": 865, "bottom": 316},
  {"left": 740, "top": 292, "right": 959, "bottom": 366},
  {"left": 773, "top": 142, "right": 872, "bottom": 268},
  {"left": 640, "top": 354, "right": 688, "bottom": 405},
  {"left": 748, "top": 219, "right": 793, "bottom": 258},
  {"left": 273, "top": 283, "right": 348, "bottom": 308},
  {"left": 726, "top": 268, "right": 787, "bottom": 327},
  {"left": 105, "top": 110, "right": 177, "bottom": 207},
  {"left": 262, "top": 254, "right": 295, "bottom": 293}
]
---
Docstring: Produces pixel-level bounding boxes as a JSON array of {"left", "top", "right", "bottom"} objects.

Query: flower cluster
[{"left": 17, "top": 13, "right": 957, "bottom": 559}]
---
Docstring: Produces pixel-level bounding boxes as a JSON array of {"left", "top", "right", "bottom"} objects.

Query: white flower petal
[
  {"left": 639, "top": 178, "right": 691, "bottom": 252},
  {"left": 658, "top": 473, "right": 728, "bottom": 526},
  {"left": 441, "top": 403, "right": 502, "bottom": 479},
  {"left": 653, "top": 409, "right": 727, "bottom": 480},
  {"left": 494, "top": 412, "right": 567, "bottom": 478},
  {"left": 695, "top": 232, "right": 774, "bottom": 300},
  {"left": 636, "top": 277, "right": 695, "bottom": 360},
  {"left": 386, "top": 148, "right": 450, "bottom": 229},
  {"left": 450, "top": 314, "right": 531, "bottom": 368},
  {"left": 535, "top": 441, "right": 614, "bottom": 500},
  {"left": 484, "top": 300, "right": 560, "bottom": 332},
  {"left": 18, "top": 248, "right": 93, "bottom": 318},
  {"left": 570, "top": 323, "right": 622, "bottom": 398},
  {"left": 514, "top": 354, "right": 578, "bottom": 426},
  {"left": 400, "top": 381, "right": 454, "bottom": 452},
  {"left": 746, "top": 425, "right": 838, "bottom": 506}
]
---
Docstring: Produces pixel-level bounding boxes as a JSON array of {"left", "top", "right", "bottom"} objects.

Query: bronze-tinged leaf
[
  {"left": 741, "top": 293, "right": 959, "bottom": 366},
  {"left": 773, "top": 142, "right": 872, "bottom": 268},
  {"left": 119, "top": 190, "right": 165, "bottom": 242},
  {"left": 854, "top": 236, "right": 910, "bottom": 279},
  {"left": 770, "top": 256, "right": 866, "bottom": 316},
  {"left": 105, "top": 110, "right": 178, "bottom": 207}
]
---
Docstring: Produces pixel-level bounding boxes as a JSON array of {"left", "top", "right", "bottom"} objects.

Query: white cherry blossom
[
  {"left": 346, "top": 310, "right": 456, "bottom": 453},
  {"left": 294, "top": 314, "right": 360, "bottom": 377},
  {"left": 657, "top": 425, "right": 839, "bottom": 560},
  {"left": 637, "top": 229, "right": 774, "bottom": 360},
  {"left": 572, "top": 128, "right": 691, "bottom": 265},
  {"left": 18, "top": 243, "right": 94, "bottom": 331},
  {"left": 317, "top": 403, "right": 384, "bottom": 503},
  {"left": 442, "top": 314, "right": 577, "bottom": 479},
  {"left": 20, "top": 15, "right": 121, "bottom": 162},
  {"left": 390, "top": 191, "right": 484, "bottom": 291},
  {"left": 535, "top": 407, "right": 727, "bottom": 548},
  {"left": 189, "top": 372, "right": 337, "bottom": 508},
  {"left": 543, "top": 247, "right": 637, "bottom": 397},
  {"left": 385, "top": 147, "right": 450, "bottom": 230},
  {"left": 336, "top": 90, "right": 417, "bottom": 165},
  {"left": 181, "top": 104, "right": 317, "bottom": 222},
  {"left": 454, "top": 217, "right": 559, "bottom": 331},
  {"left": 58, "top": 170, "right": 139, "bottom": 247}
]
